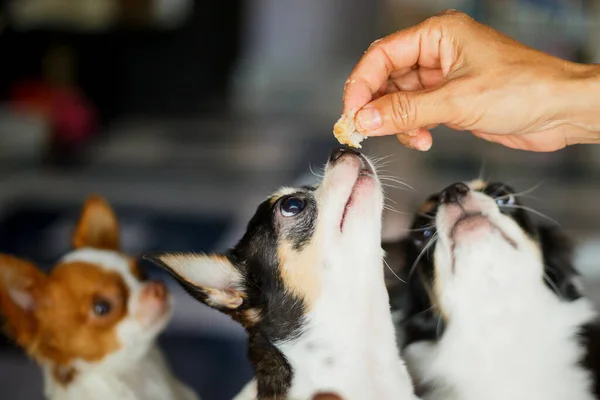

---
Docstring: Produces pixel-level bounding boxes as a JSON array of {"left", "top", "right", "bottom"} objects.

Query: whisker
[
  {"left": 407, "top": 236, "right": 439, "bottom": 281},
  {"left": 384, "top": 258, "right": 405, "bottom": 283},
  {"left": 381, "top": 182, "right": 413, "bottom": 191},
  {"left": 383, "top": 205, "right": 412, "bottom": 215},
  {"left": 308, "top": 163, "right": 324, "bottom": 178},
  {"left": 478, "top": 159, "right": 487, "bottom": 182},
  {"left": 497, "top": 182, "right": 544, "bottom": 201},
  {"left": 436, "top": 314, "right": 444, "bottom": 340},
  {"left": 403, "top": 225, "right": 436, "bottom": 233},
  {"left": 415, "top": 304, "right": 436, "bottom": 316},
  {"left": 385, "top": 197, "right": 398, "bottom": 205},
  {"left": 378, "top": 176, "right": 414, "bottom": 191},
  {"left": 371, "top": 154, "right": 394, "bottom": 166},
  {"left": 496, "top": 193, "right": 540, "bottom": 202},
  {"left": 424, "top": 232, "right": 439, "bottom": 262},
  {"left": 543, "top": 273, "right": 562, "bottom": 300},
  {"left": 499, "top": 204, "right": 560, "bottom": 227}
]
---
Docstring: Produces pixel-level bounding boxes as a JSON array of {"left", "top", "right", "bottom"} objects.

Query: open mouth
[{"left": 339, "top": 159, "right": 374, "bottom": 232}]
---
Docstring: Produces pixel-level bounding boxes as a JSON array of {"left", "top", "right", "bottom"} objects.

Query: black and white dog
[
  {"left": 147, "top": 149, "right": 417, "bottom": 400},
  {"left": 384, "top": 180, "right": 600, "bottom": 400}
]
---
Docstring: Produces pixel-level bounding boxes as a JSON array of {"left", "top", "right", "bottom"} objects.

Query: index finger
[{"left": 343, "top": 23, "right": 442, "bottom": 114}]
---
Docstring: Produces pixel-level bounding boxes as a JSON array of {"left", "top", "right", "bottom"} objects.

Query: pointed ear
[
  {"left": 0, "top": 254, "right": 46, "bottom": 347},
  {"left": 144, "top": 252, "right": 245, "bottom": 310},
  {"left": 73, "top": 195, "right": 120, "bottom": 251}
]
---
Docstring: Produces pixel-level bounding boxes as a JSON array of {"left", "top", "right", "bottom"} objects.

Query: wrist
[{"left": 556, "top": 63, "right": 600, "bottom": 145}]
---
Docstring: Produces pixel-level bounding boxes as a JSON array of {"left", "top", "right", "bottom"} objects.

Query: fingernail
[
  {"left": 416, "top": 137, "right": 432, "bottom": 151},
  {"left": 356, "top": 108, "right": 382, "bottom": 132}
]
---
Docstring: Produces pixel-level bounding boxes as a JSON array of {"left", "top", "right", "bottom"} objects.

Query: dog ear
[
  {"left": 145, "top": 252, "right": 245, "bottom": 310},
  {"left": 538, "top": 224, "right": 582, "bottom": 301},
  {"left": 0, "top": 254, "right": 47, "bottom": 348},
  {"left": 73, "top": 195, "right": 120, "bottom": 251}
]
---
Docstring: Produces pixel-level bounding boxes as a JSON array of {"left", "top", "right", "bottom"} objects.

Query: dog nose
[
  {"left": 141, "top": 281, "right": 167, "bottom": 302},
  {"left": 329, "top": 147, "right": 360, "bottom": 163},
  {"left": 440, "top": 182, "right": 470, "bottom": 204}
]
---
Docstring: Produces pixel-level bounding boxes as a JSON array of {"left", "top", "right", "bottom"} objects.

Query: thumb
[{"left": 355, "top": 86, "right": 453, "bottom": 136}]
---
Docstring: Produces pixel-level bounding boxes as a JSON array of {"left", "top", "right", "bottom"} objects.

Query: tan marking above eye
[
  {"left": 468, "top": 179, "right": 487, "bottom": 191},
  {"left": 268, "top": 187, "right": 302, "bottom": 206},
  {"left": 418, "top": 200, "right": 437, "bottom": 215}
]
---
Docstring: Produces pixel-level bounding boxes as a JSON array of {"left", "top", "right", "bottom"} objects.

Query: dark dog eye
[
  {"left": 496, "top": 194, "right": 515, "bottom": 206},
  {"left": 92, "top": 299, "right": 112, "bottom": 317},
  {"left": 413, "top": 227, "right": 435, "bottom": 247},
  {"left": 280, "top": 197, "right": 306, "bottom": 217},
  {"left": 485, "top": 183, "right": 515, "bottom": 207}
]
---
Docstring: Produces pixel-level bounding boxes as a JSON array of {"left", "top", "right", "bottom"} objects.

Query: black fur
[
  {"left": 248, "top": 332, "right": 294, "bottom": 399},
  {"left": 147, "top": 187, "right": 320, "bottom": 399},
  {"left": 384, "top": 181, "right": 600, "bottom": 397},
  {"left": 580, "top": 323, "right": 600, "bottom": 397},
  {"left": 386, "top": 182, "right": 587, "bottom": 347}
]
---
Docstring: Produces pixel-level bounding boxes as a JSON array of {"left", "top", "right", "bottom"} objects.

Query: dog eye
[
  {"left": 280, "top": 197, "right": 306, "bottom": 217},
  {"left": 413, "top": 228, "right": 434, "bottom": 246},
  {"left": 92, "top": 298, "right": 112, "bottom": 317},
  {"left": 496, "top": 194, "right": 515, "bottom": 206}
]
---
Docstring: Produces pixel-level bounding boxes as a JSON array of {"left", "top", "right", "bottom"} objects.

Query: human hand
[{"left": 343, "top": 10, "right": 600, "bottom": 152}]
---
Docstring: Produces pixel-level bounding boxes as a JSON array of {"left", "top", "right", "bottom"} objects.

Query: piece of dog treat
[{"left": 333, "top": 111, "right": 366, "bottom": 148}]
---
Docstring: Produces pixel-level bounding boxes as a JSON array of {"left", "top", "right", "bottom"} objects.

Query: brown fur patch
[
  {"left": 240, "top": 308, "right": 262, "bottom": 329},
  {"left": 468, "top": 179, "right": 487, "bottom": 191},
  {"left": 128, "top": 259, "right": 147, "bottom": 281},
  {"left": 52, "top": 365, "right": 77, "bottom": 386},
  {"left": 0, "top": 259, "right": 128, "bottom": 366},
  {"left": 73, "top": 195, "right": 120, "bottom": 251},
  {"left": 277, "top": 239, "right": 321, "bottom": 310},
  {"left": 418, "top": 199, "right": 437, "bottom": 215},
  {"left": 0, "top": 255, "right": 45, "bottom": 349}
]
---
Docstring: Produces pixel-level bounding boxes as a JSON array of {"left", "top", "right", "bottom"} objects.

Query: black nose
[
  {"left": 329, "top": 147, "right": 361, "bottom": 163},
  {"left": 440, "top": 182, "right": 470, "bottom": 204}
]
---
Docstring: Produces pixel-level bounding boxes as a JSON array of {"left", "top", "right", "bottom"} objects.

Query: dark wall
[{"left": 0, "top": 1, "right": 245, "bottom": 122}]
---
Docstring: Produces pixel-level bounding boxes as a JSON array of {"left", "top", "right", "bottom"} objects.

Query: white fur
[
  {"left": 236, "top": 154, "right": 417, "bottom": 400},
  {"left": 403, "top": 185, "right": 598, "bottom": 400},
  {"left": 154, "top": 253, "right": 242, "bottom": 290},
  {"left": 43, "top": 248, "right": 198, "bottom": 400}
]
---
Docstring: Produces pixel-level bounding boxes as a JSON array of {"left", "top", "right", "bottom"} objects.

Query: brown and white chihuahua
[{"left": 0, "top": 195, "right": 198, "bottom": 400}]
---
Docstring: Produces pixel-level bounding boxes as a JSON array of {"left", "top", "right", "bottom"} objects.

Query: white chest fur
[
  {"left": 404, "top": 281, "right": 598, "bottom": 400},
  {"left": 43, "top": 346, "right": 198, "bottom": 400},
  {"left": 278, "top": 255, "right": 417, "bottom": 400}
]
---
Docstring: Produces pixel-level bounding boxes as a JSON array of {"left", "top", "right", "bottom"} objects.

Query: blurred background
[{"left": 0, "top": 0, "right": 600, "bottom": 399}]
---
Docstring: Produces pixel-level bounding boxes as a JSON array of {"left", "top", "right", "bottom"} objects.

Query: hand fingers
[
  {"left": 343, "top": 21, "right": 446, "bottom": 114},
  {"left": 396, "top": 129, "right": 433, "bottom": 151},
  {"left": 355, "top": 85, "right": 454, "bottom": 136}
]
